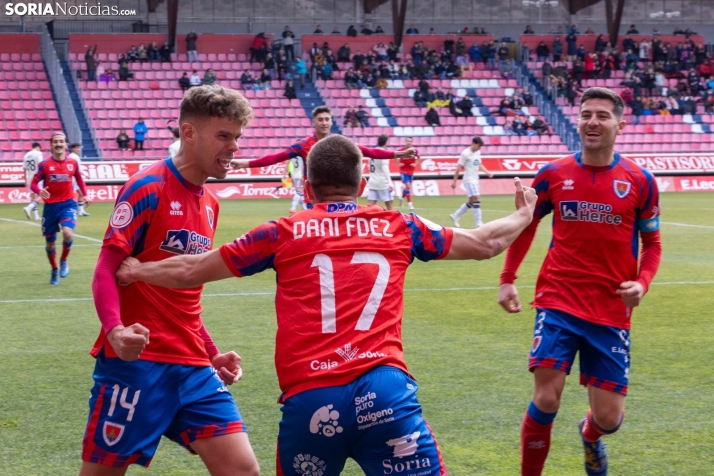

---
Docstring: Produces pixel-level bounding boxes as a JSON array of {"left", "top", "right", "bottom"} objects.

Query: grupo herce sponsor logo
[
  {"left": 559, "top": 200, "right": 622, "bottom": 225},
  {"left": 159, "top": 229, "right": 211, "bottom": 255}
]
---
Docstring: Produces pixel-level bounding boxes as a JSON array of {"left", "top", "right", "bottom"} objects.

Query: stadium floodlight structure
[{"left": 522, "top": 0, "right": 561, "bottom": 22}]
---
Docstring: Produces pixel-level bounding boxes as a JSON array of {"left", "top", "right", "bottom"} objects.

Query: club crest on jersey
[
  {"left": 159, "top": 229, "right": 211, "bottom": 255},
  {"left": 102, "top": 421, "right": 125, "bottom": 446},
  {"left": 613, "top": 180, "right": 631, "bottom": 198},
  {"left": 205, "top": 205, "right": 215, "bottom": 230},
  {"left": 67, "top": 163, "right": 74, "bottom": 171}
]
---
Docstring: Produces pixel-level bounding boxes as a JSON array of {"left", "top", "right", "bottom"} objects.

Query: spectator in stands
[
  {"left": 566, "top": 31, "right": 577, "bottom": 61},
  {"left": 456, "top": 95, "right": 474, "bottom": 116},
  {"left": 116, "top": 129, "right": 130, "bottom": 150},
  {"left": 387, "top": 43, "right": 399, "bottom": 61},
  {"left": 413, "top": 89, "right": 427, "bottom": 107},
  {"left": 117, "top": 54, "right": 132, "bottom": 81},
  {"left": 159, "top": 41, "right": 172, "bottom": 62},
  {"left": 702, "top": 90, "right": 714, "bottom": 114},
  {"left": 497, "top": 43, "right": 510, "bottom": 71},
  {"left": 137, "top": 43, "right": 148, "bottom": 62},
  {"left": 85, "top": 44, "right": 98, "bottom": 81},
  {"left": 128, "top": 45, "right": 139, "bottom": 62},
  {"left": 642, "top": 66, "right": 656, "bottom": 96},
  {"left": 344, "top": 68, "right": 359, "bottom": 89},
  {"left": 295, "top": 57, "right": 307, "bottom": 88},
  {"left": 565, "top": 77, "right": 576, "bottom": 106},
  {"left": 676, "top": 78, "right": 689, "bottom": 96},
  {"left": 631, "top": 95, "right": 644, "bottom": 124},
  {"left": 332, "top": 26, "right": 341, "bottom": 34},
  {"left": 284, "top": 80, "right": 296, "bottom": 100},
  {"left": 344, "top": 107, "right": 360, "bottom": 127},
  {"left": 281, "top": 26, "right": 295, "bottom": 62},
  {"left": 387, "top": 60, "right": 399, "bottom": 79},
  {"left": 361, "top": 24, "right": 374, "bottom": 35},
  {"left": 456, "top": 37, "right": 467, "bottom": 57},
  {"left": 572, "top": 58, "right": 584, "bottom": 87},
  {"left": 552, "top": 36, "right": 563, "bottom": 62},
  {"left": 399, "top": 62, "right": 412, "bottom": 79},
  {"left": 203, "top": 68, "right": 217, "bottom": 86},
  {"left": 321, "top": 61, "right": 334, "bottom": 80},
  {"left": 429, "top": 28, "right": 437, "bottom": 34},
  {"left": 95, "top": 60, "right": 105, "bottom": 79},
  {"left": 352, "top": 50, "right": 364, "bottom": 69},
  {"left": 250, "top": 33, "right": 268, "bottom": 63},
  {"left": 423, "top": 87, "right": 437, "bottom": 108},
  {"left": 406, "top": 24, "right": 419, "bottom": 35},
  {"left": 469, "top": 42, "right": 482, "bottom": 62},
  {"left": 259, "top": 69, "right": 272, "bottom": 88},
  {"left": 542, "top": 57, "right": 552, "bottom": 79},
  {"left": 536, "top": 41, "right": 549, "bottom": 61},
  {"left": 456, "top": 54, "right": 472, "bottom": 75},
  {"left": 337, "top": 43, "right": 351, "bottom": 62},
  {"left": 620, "top": 86, "right": 633, "bottom": 106},
  {"left": 530, "top": 115, "right": 549, "bottom": 135},
  {"left": 240, "top": 71, "right": 254, "bottom": 90},
  {"left": 179, "top": 72, "right": 191, "bottom": 91},
  {"left": 622, "top": 35, "right": 635, "bottom": 54},
  {"left": 627, "top": 24, "right": 639, "bottom": 34},
  {"left": 521, "top": 89, "right": 534, "bottom": 106},
  {"left": 411, "top": 42, "right": 424, "bottom": 66},
  {"left": 512, "top": 116, "right": 527, "bottom": 136},
  {"left": 375, "top": 26, "right": 385, "bottom": 34},
  {"left": 501, "top": 59, "right": 515, "bottom": 79},
  {"left": 264, "top": 53, "right": 275, "bottom": 80},
  {"left": 347, "top": 25, "right": 358, "bottom": 37},
  {"left": 504, "top": 118, "right": 515, "bottom": 135},
  {"left": 444, "top": 37, "right": 455, "bottom": 57},
  {"left": 99, "top": 68, "right": 116, "bottom": 82},
  {"left": 374, "top": 43, "right": 388, "bottom": 61},
  {"left": 133, "top": 119, "right": 148, "bottom": 151},
  {"left": 425, "top": 107, "right": 441, "bottom": 126},
  {"left": 189, "top": 70, "right": 202, "bottom": 88},
  {"left": 185, "top": 31, "right": 199, "bottom": 65},
  {"left": 446, "top": 60, "right": 461, "bottom": 78},
  {"left": 595, "top": 34, "right": 607, "bottom": 53},
  {"left": 524, "top": 25, "right": 535, "bottom": 34},
  {"left": 356, "top": 106, "right": 371, "bottom": 127},
  {"left": 687, "top": 69, "right": 701, "bottom": 96},
  {"left": 148, "top": 41, "right": 159, "bottom": 61},
  {"left": 314, "top": 25, "right": 324, "bottom": 34}
]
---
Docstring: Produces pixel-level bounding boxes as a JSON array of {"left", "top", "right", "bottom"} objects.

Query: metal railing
[
  {"left": 35, "top": 23, "right": 82, "bottom": 145},
  {"left": 68, "top": 63, "right": 103, "bottom": 158}
]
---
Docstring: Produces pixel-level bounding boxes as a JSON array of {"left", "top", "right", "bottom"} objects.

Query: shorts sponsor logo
[
  {"left": 357, "top": 407, "right": 394, "bottom": 427},
  {"left": 559, "top": 201, "right": 622, "bottom": 225},
  {"left": 110, "top": 201, "right": 133, "bottom": 228},
  {"left": 383, "top": 431, "right": 433, "bottom": 474},
  {"left": 159, "top": 229, "right": 211, "bottom": 255},
  {"left": 613, "top": 180, "right": 631, "bottom": 198},
  {"left": 293, "top": 454, "right": 327, "bottom": 476},
  {"left": 102, "top": 421, "right": 125, "bottom": 446},
  {"left": 309, "top": 404, "right": 343, "bottom": 437}
]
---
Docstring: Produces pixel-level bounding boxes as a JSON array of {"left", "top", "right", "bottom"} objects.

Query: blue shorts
[
  {"left": 82, "top": 350, "right": 246, "bottom": 467},
  {"left": 41, "top": 199, "right": 76, "bottom": 235},
  {"left": 277, "top": 366, "right": 446, "bottom": 476},
  {"left": 529, "top": 308, "right": 631, "bottom": 395},
  {"left": 400, "top": 173, "right": 413, "bottom": 184}
]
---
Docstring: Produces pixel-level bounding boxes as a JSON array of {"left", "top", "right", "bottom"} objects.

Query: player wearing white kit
[
  {"left": 69, "top": 143, "right": 90, "bottom": 217},
  {"left": 288, "top": 152, "right": 305, "bottom": 215},
  {"left": 367, "top": 134, "right": 395, "bottom": 210},
  {"left": 23, "top": 142, "right": 43, "bottom": 220},
  {"left": 450, "top": 136, "right": 493, "bottom": 228},
  {"left": 168, "top": 127, "right": 181, "bottom": 158}
]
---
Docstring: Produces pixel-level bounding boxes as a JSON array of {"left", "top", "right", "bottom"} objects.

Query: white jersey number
[{"left": 311, "top": 252, "right": 390, "bottom": 333}]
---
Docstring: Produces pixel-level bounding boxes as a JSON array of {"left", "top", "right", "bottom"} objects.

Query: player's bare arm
[
  {"left": 497, "top": 282, "right": 522, "bottom": 313},
  {"left": 451, "top": 165, "right": 463, "bottom": 188},
  {"left": 479, "top": 163, "right": 494, "bottom": 179},
  {"left": 117, "top": 249, "right": 233, "bottom": 289},
  {"left": 445, "top": 178, "right": 536, "bottom": 260},
  {"left": 394, "top": 147, "right": 417, "bottom": 159},
  {"left": 106, "top": 323, "right": 150, "bottom": 361}
]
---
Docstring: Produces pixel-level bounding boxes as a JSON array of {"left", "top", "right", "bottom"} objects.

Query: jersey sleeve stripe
[
  {"left": 118, "top": 174, "right": 164, "bottom": 204},
  {"left": 640, "top": 167, "right": 656, "bottom": 213},
  {"left": 400, "top": 213, "right": 449, "bottom": 262}
]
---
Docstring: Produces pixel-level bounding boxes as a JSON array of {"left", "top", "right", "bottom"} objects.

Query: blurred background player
[
  {"left": 82, "top": 85, "right": 259, "bottom": 475},
  {"left": 366, "top": 134, "right": 395, "bottom": 210},
  {"left": 397, "top": 136, "right": 421, "bottom": 209},
  {"left": 115, "top": 134, "right": 538, "bottom": 476},
  {"left": 30, "top": 133, "right": 90, "bottom": 284},
  {"left": 69, "top": 143, "right": 90, "bottom": 217},
  {"left": 497, "top": 88, "right": 662, "bottom": 476},
  {"left": 168, "top": 126, "right": 181, "bottom": 158},
  {"left": 230, "top": 105, "right": 416, "bottom": 214},
  {"left": 450, "top": 136, "right": 493, "bottom": 228},
  {"left": 22, "top": 141, "right": 43, "bottom": 220}
]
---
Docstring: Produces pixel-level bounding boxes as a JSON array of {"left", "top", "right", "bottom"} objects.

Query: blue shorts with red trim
[
  {"left": 529, "top": 308, "right": 631, "bottom": 395},
  {"left": 400, "top": 173, "right": 414, "bottom": 184},
  {"left": 82, "top": 349, "right": 246, "bottom": 468},
  {"left": 41, "top": 199, "right": 76, "bottom": 235},
  {"left": 277, "top": 366, "right": 447, "bottom": 476}
]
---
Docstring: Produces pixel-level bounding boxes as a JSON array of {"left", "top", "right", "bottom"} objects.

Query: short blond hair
[{"left": 179, "top": 85, "right": 254, "bottom": 126}]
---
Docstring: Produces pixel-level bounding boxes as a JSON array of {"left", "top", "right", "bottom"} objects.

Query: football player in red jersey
[
  {"left": 31, "top": 132, "right": 91, "bottom": 284},
  {"left": 397, "top": 136, "right": 421, "bottom": 209},
  {"left": 497, "top": 88, "right": 662, "bottom": 476},
  {"left": 229, "top": 105, "right": 416, "bottom": 214},
  {"left": 80, "top": 86, "right": 260, "bottom": 476},
  {"left": 116, "top": 134, "right": 537, "bottom": 476}
]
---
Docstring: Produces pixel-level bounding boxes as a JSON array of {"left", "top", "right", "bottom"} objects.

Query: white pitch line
[
  {"left": 662, "top": 221, "right": 714, "bottom": 230},
  {"left": 0, "top": 244, "right": 100, "bottom": 249},
  {"left": 2, "top": 282, "right": 713, "bottom": 304},
  {"left": 0, "top": 217, "right": 103, "bottom": 243}
]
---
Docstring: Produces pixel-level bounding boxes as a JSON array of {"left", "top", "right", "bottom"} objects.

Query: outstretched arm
[
  {"left": 117, "top": 248, "right": 234, "bottom": 289},
  {"left": 231, "top": 150, "right": 291, "bottom": 169},
  {"left": 444, "top": 178, "right": 536, "bottom": 260}
]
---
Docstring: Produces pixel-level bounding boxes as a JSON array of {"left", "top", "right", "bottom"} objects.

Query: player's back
[
  {"left": 220, "top": 202, "right": 451, "bottom": 399},
  {"left": 23, "top": 150, "right": 43, "bottom": 179}
]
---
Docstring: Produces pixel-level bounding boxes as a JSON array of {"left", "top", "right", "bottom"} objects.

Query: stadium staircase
[
  {"left": 60, "top": 61, "right": 98, "bottom": 158},
  {"left": 518, "top": 63, "right": 581, "bottom": 151},
  {"left": 299, "top": 78, "right": 341, "bottom": 134}
]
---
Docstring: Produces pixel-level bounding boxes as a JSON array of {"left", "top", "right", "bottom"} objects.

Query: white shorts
[
  {"left": 368, "top": 189, "right": 393, "bottom": 202},
  {"left": 292, "top": 177, "right": 303, "bottom": 189},
  {"left": 464, "top": 181, "right": 480, "bottom": 198}
]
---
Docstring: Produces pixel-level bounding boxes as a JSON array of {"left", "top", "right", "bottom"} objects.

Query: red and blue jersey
[
  {"left": 397, "top": 147, "right": 420, "bottom": 176},
  {"left": 287, "top": 134, "right": 318, "bottom": 161},
  {"left": 91, "top": 158, "right": 220, "bottom": 366},
  {"left": 31, "top": 156, "right": 86, "bottom": 203},
  {"left": 502, "top": 152, "right": 660, "bottom": 329},
  {"left": 219, "top": 203, "right": 453, "bottom": 399}
]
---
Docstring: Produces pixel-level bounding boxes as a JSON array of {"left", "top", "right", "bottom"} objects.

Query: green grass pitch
[{"left": 0, "top": 193, "right": 713, "bottom": 475}]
